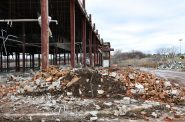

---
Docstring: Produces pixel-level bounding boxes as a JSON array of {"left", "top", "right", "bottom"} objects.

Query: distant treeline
[{"left": 113, "top": 50, "right": 149, "bottom": 59}]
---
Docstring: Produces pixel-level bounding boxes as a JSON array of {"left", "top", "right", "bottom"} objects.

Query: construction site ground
[{"left": 0, "top": 66, "right": 185, "bottom": 122}]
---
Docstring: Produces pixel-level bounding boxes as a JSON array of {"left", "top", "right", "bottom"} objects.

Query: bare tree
[{"left": 112, "top": 49, "right": 122, "bottom": 64}]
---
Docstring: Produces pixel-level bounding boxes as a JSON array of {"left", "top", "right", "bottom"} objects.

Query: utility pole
[{"left": 179, "top": 39, "right": 183, "bottom": 55}]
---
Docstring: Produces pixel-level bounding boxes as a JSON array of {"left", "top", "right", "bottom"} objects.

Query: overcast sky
[{"left": 86, "top": 0, "right": 185, "bottom": 54}]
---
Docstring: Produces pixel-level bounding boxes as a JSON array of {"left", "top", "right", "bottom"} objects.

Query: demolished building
[{"left": 0, "top": 0, "right": 114, "bottom": 72}]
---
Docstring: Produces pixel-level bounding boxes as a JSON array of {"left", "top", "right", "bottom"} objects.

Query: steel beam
[
  {"left": 41, "top": 0, "right": 49, "bottom": 69},
  {"left": 82, "top": 17, "right": 86, "bottom": 67},
  {"left": 70, "top": 0, "right": 75, "bottom": 68}
]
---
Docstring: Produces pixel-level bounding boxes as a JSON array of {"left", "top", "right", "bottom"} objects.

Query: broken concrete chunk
[
  {"left": 35, "top": 79, "right": 41, "bottom": 86},
  {"left": 103, "top": 102, "right": 113, "bottom": 106},
  {"left": 109, "top": 72, "right": 117, "bottom": 78},
  {"left": 155, "top": 80, "right": 160, "bottom": 84},
  {"left": 94, "top": 104, "right": 101, "bottom": 110},
  {"left": 67, "top": 92, "right": 73, "bottom": 96},
  {"left": 89, "top": 111, "right": 98, "bottom": 117},
  {"left": 128, "top": 73, "right": 135, "bottom": 80},
  {"left": 164, "top": 81, "right": 172, "bottom": 89},
  {"left": 131, "top": 89, "right": 137, "bottom": 94},
  {"left": 135, "top": 83, "right": 145, "bottom": 94},
  {"left": 97, "top": 90, "right": 104, "bottom": 95},
  {"left": 170, "top": 89, "right": 180, "bottom": 96},
  {"left": 151, "top": 112, "right": 158, "bottom": 118},
  {"left": 90, "top": 117, "right": 98, "bottom": 121},
  {"left": 122, "top": 97, "right": 131, "bottom": 105},
  {"left": 24, "top": 85, "right": 34, "bottom": 92},
  {"left": 118, "top": 105, "right": 127, "bottom": 115},
  {"left": 46, "top": 76, "right": 53, "bottom": 82},
  {"left": 114, "top": 110, "right": 119, "bottom": 116}
]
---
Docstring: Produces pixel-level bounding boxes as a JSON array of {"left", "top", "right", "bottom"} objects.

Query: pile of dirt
[{"left": 1, "top": 66, "right": 185, "bottom": 104}]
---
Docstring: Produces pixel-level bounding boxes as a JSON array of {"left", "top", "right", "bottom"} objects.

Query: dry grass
[{"left": 117, "top": 58, "right": 158, "bottom": 68}]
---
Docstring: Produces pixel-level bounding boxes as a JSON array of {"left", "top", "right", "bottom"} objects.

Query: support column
[
  {"left": 64, "top": 50, "right": 66, "bottom": 65},
  {"left": 38, "top": 53, "right": 41, "bottom": 68},
  {"left": 109, "top": 52, "right": 111, "bottom": 67},
  {"left": 83, "top": 0, "right": 85, "bottom": 8},
  {"left": 18, "top": 53, "right": 20, "bottom": 71},
  {"left": 32, "top": 54, "right": 35, "bottom": 70},
  {"left": 15, "top": 52, "right": 18, "bottom": 71},
  {"left": 22, "top": 24, "right": 26, "bottom": 72},
  {"left": 30, "top": 54, "right": 32, "bottom": 69},
  {"left": 41, "top": 0, "right": 49, "bottom": 69},
  {"left": 0, "top": 51, "right": 2, "bottom": 72},
  {"left": 82, "top": 17, "right": 86, "bottom": 67},
  {"left": 6, "top": 55, "right": 9, "bottom": 72},
  {"left": 89, "top": 28, "right": 92, "bottom": 66},
  {"left": 68, "top": 53, "right": 70, "bottom": 64},
  {"left": 59, "top": 52, "right": 61, "bottom": 65},
  {"left": 70, "top": 0, "right": 75, "bottom": 68},
  {"left": 94, "top": 37, "right": 97, "bottom": 66},
  {"left": 76, "top": 53, "right": 79, "bottom": 64}
]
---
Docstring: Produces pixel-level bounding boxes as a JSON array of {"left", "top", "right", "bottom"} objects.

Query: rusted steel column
[
  {"left": 15, "top": 53, "right": 17, "bottom": 71},
  {"left": 68, "top": 53, "right": 70, "bottom": 64},
  {"left": 22, "top": 24, "right": 26, "bottom": 72},
  {"left": 30, "top": 54, "right": 32, "bottom": 68},
  {"left": 0, "top": 51, "right": 2, "bottom": 72},
  {"left": 109, "top": 51, "right": 111, "bottom": 67},
  {"left": 38, "top": 53, "right": 41, "bottom": 68},
  {"left": 41, "top": 0, "right": 49, "bottom": 69},
  {"left": 83, "top": 0, "right": 85, "bottom": 9},
  {"left": 59, "top": 52, "right": 61, "bottom": 65},
  {"left": 70, "top": 0, "right": 75, "bottom": 68},
  {"left": 89, "top": 30, "right": 92, "bottom": 67},
  {"left": 76, "top": 53, "right": 79, "bottom": 63},
  {"left": 18, "top": 53, "right": 20, "bottom": 71},
  {"left": 94, "top": 37, "right": 97, "bottom": 66},
  {"left": 100, "top": 53, "right": 103, "bottom": 66},
  {"left": 6, "top": 55, "right": 9, "bottom": 72},
  {"left": 82, "top": 17, "right": 86, "bottom": 67},
  {"left": 97, "top": 52, "right": 99, "bottom": 66},
  {"left": 32, "top": 54, "right": 35, "bottom": 70},
  {"left": 64, "top": 51, "right": 66, "bottom": 65}
]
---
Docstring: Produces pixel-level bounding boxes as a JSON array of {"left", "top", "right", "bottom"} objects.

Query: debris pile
[
  {"left": 1, "top": 66, "right": 185, "bottom": 104},
  {"left": 158, "top": 61, "right": 185, "bottom": 71}
]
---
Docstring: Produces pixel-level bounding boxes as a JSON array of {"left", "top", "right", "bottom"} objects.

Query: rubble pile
[
  {"left": 116, "top": 68, "right": 185, "bottom": 103},
  {"left": 158, "top": 61, "right": 185, "bottom": 71},
  {"left": 1, "top": 66, "right": 185, "bottom": 104}
]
